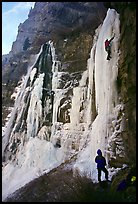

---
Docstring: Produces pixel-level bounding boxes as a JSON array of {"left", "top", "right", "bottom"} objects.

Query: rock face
[
  {"left": 2, "top": 2, "right": 106, "bottom": 128},
  {"left": 2, "top": 2, "right": 106, "bottom": 82},
  {"left": 104, "top": 1, "right": 136, "bottom": 165},
  {"left": 11, "top": 2, "right": 106, "bottom": 54}
]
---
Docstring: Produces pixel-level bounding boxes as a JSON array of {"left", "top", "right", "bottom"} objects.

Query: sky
[{"left": 2, "top": 2, "right": 35, "bottom": 55}]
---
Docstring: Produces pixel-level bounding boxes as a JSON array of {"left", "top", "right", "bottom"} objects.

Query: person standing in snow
[
  {"left": 95, "top": 149, "right": 109, "bottom": 182},
  {"left": 104, "top": 36, "right": 114, "bottom": 60}
]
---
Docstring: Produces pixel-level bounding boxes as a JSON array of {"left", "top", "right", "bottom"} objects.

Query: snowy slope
[{"left": 2, "top": 9, "right": 125, "bottom": 200}]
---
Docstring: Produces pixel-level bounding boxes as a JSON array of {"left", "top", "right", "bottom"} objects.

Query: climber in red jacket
[{"left": 105, "top": 36, "right": 114, "bottom": 60}]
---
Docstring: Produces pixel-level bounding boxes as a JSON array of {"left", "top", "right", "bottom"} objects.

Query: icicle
[{"left": 27, "top": 73, "right": 44, "bottom": 138}]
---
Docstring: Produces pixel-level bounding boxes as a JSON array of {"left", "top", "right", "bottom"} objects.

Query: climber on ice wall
[{"left": 104, "top": 35, "right": 114, "bottom": 60}]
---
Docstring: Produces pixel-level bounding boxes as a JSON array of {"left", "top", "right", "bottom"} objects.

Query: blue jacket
[
  {"left": 95, "top": 155, "right": 106, "bottom": 168},
  {"left": 95, "top": 150, "right": 106, "bottom": 169}
]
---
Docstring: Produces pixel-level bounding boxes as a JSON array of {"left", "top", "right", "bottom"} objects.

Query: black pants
[
  {"left": 105, "top": 46, "right": 111, "bottom": 59},
  {"left": 98, "top": 167, "right": 108, "bottom": 182}
]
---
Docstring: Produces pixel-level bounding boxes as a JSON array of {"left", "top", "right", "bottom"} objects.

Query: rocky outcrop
[
  {"left": 3, "top": 3, "right": 106, "bottom": 82},
  {"left": 11, "top": 2, "right": 106, "bottom": 55},
  {"left": 2, "top": 2, "right": 107, "bottom": 127},
  {"left": 104, "top": 2, "right": 136, "bottom": 165}
]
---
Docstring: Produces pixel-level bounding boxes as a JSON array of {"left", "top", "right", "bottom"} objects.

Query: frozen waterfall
[
  {"left": 2, "top": 9, "right": 124, "bottom": 200},
  {"left": 73, "top": 8, "right": 122, "bottom": 181}
]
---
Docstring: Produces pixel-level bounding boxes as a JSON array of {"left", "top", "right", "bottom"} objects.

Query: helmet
[{"left": 97, "top": 149, "right": 102, "bottom": 155}]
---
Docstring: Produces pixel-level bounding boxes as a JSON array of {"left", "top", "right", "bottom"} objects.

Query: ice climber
[
  {"left": 104, "top": 36, "right": 114, "bottom": 60},
  {"left": 95, "top": 149, "right": 109, "bottom": 182}
]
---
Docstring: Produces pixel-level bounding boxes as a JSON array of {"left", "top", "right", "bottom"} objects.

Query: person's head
[{"left": 97, "top": 149, "right": 102, "bottom": 156}]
